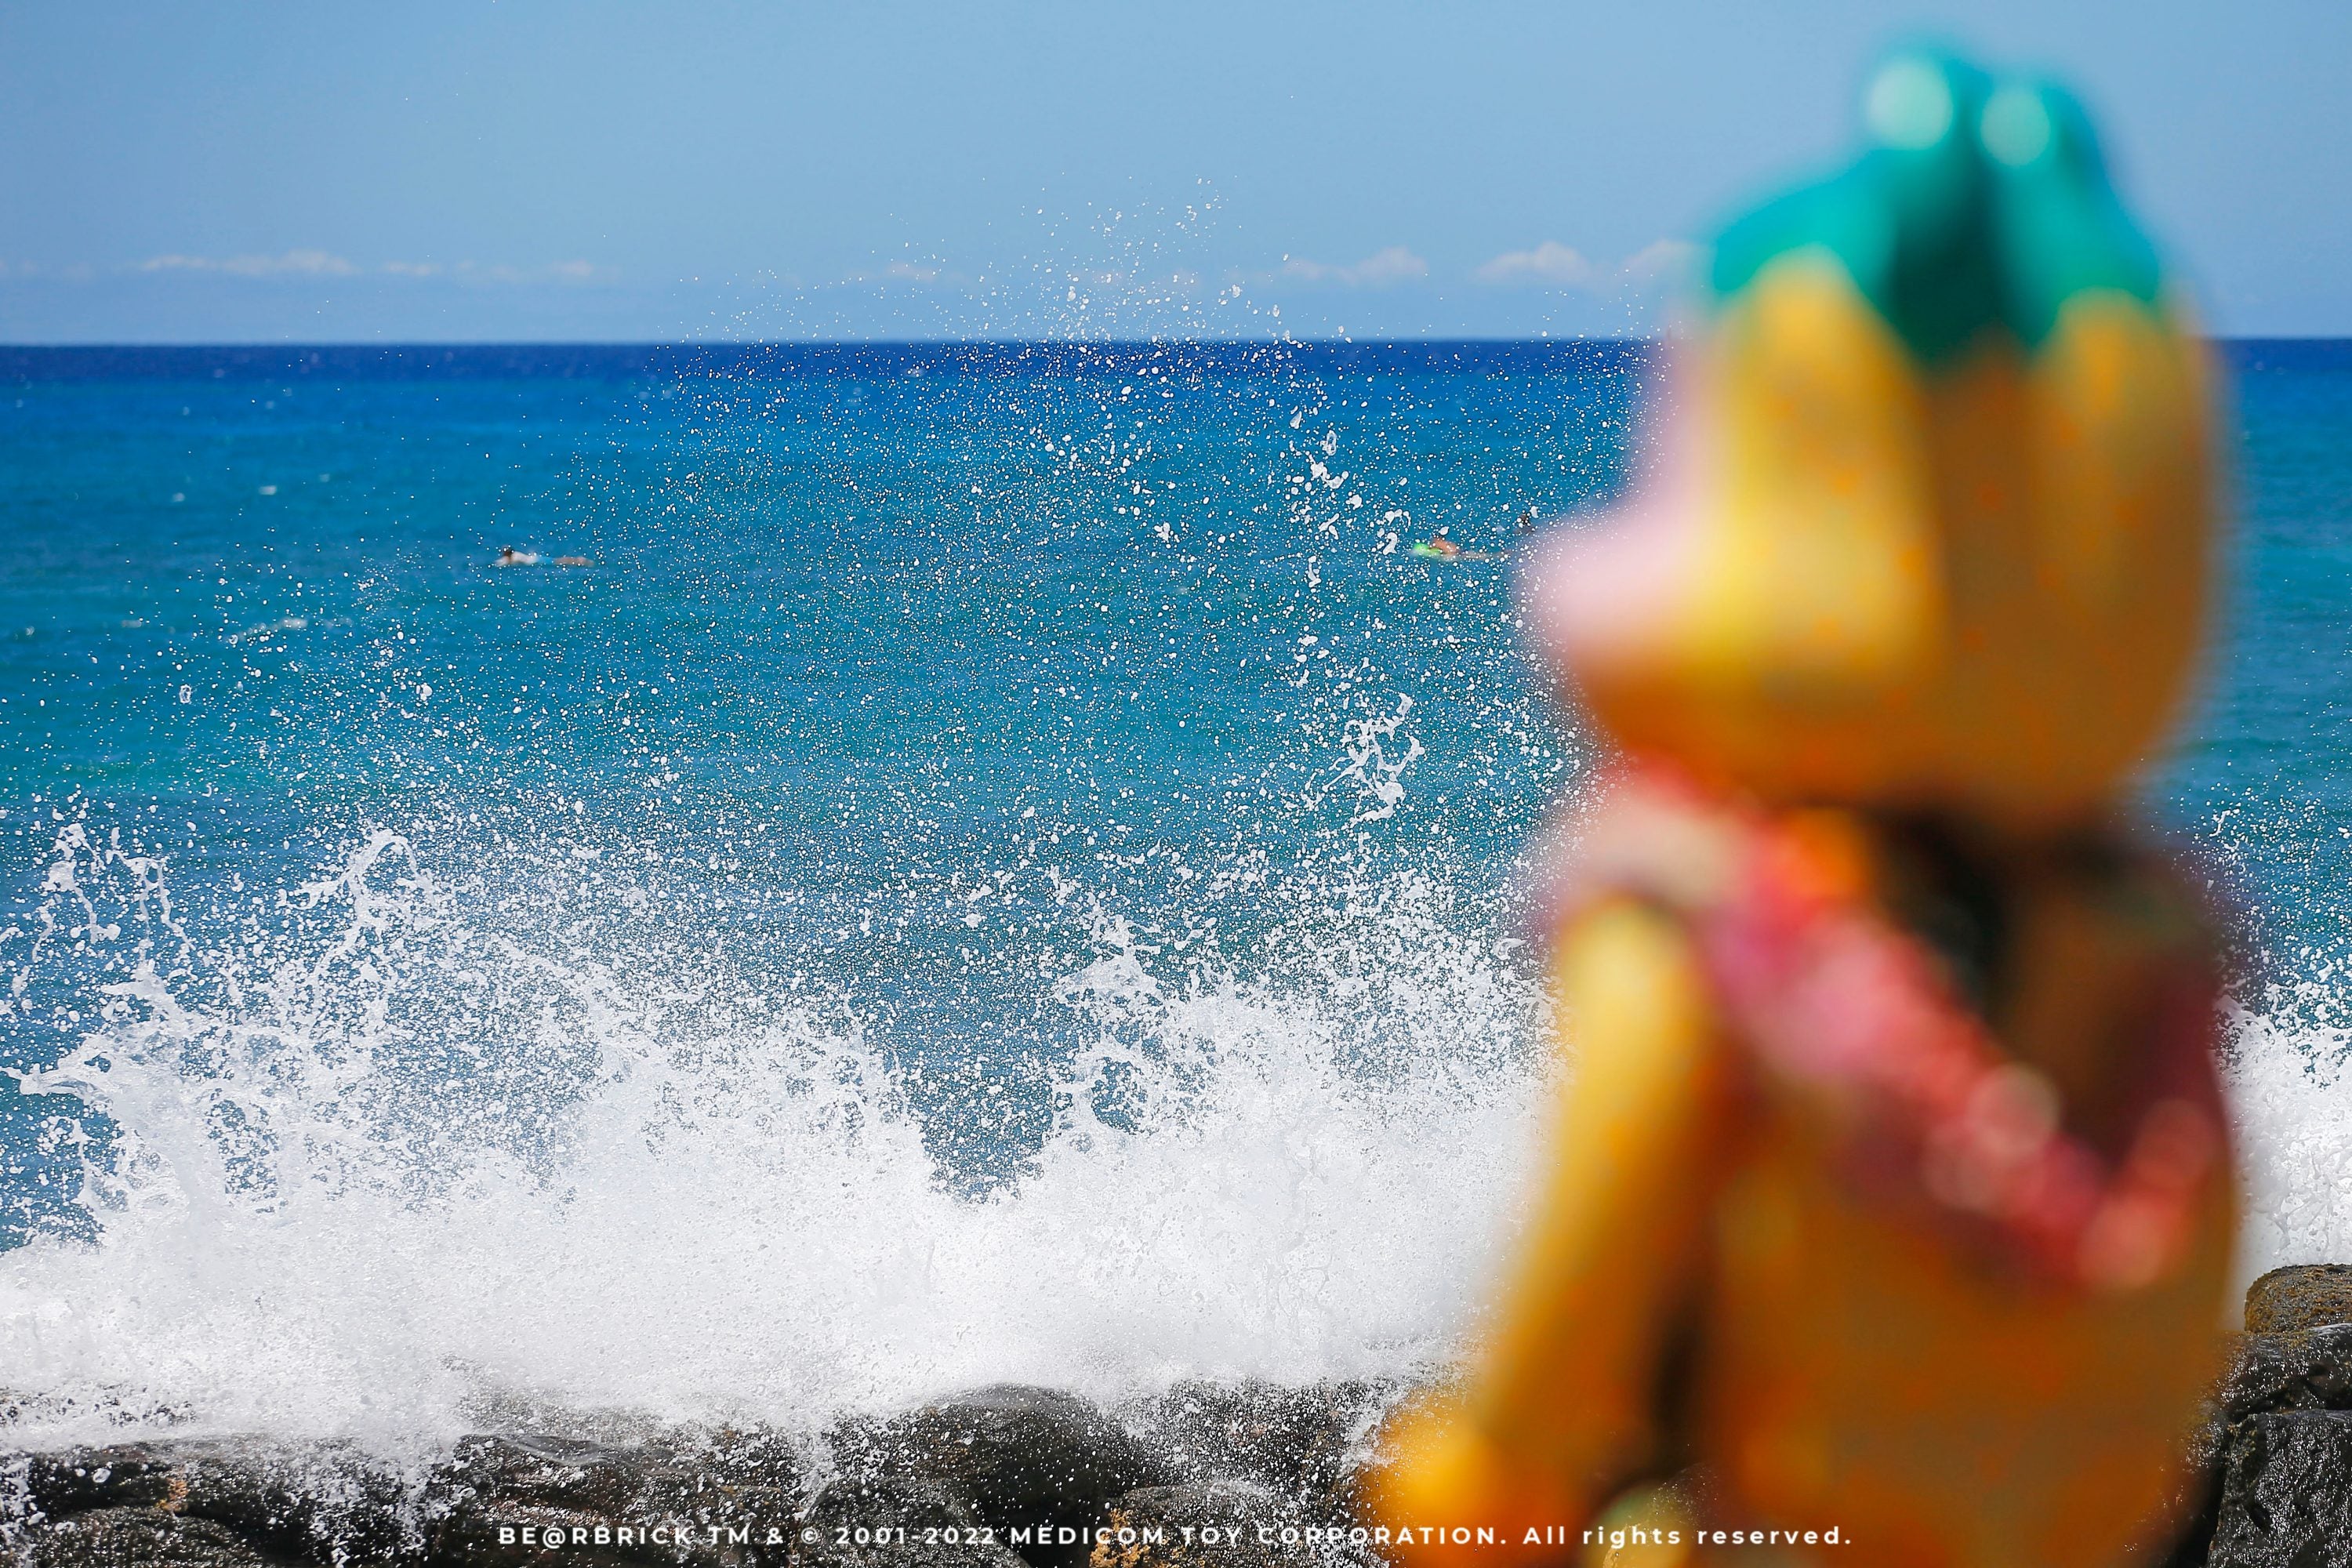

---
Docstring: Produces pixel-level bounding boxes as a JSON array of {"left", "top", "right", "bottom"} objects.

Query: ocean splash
[
  {"left": 0, "top": 814, "right": 1552, "bottom": 1457},
  {"left": 2223, "top": 975, "right": 2352, "bottom": 1291},
  {"left": 8, "top": 803, "right": 2352, "bottom": 1465}
]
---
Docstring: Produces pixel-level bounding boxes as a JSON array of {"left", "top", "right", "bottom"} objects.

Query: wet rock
[
  {"left": 2204, "top": 1327, "right": 2352, "bottom": 1460},
  {"left": 21, "top": 1443, "right": 180, "bottom": 1516},
  {"left": 2173, "top": 1323, "right": 2352, "bottom": 1515},
  {"left": 1124, "top": 1381, "right": 1386, "bottom": 1515},
  {"left": 17, "top": 1505, "right": 292, "bottom": 1567},
  {"left": 426, "top": 1501, "right": 706, "bottom": 1567},
  {"left": 430, "top": 1433, "right": 666, "bottom": 1523},
  {"left": 647, "top": 1428, "right": 808, "bottom": 1552},
  {"left": 2169, "top": 1288, "right": 2352, "bottom": 1563},
  {"left": 2205, "top": 1410, "right": 2352, "bottom": 1567},
  {"left": 1089, "top": 1483, "right": 1309, "bottom": 1568},
  {"left": 423, "top": 1432, "right": 777, "bottom": 1566},
  {"left": 172, "top": 1440, "right": 413, "bottom": 1565},
  {"left": 792, "top": 1469, "right": 1026, "bottom": 1568},
  {"left": 16, "top": 1439, "right": 410, "bottom": 1565},
  {"left": 844, "top": 1385, "right": 1172, "bottom": 1568},
  {"left": 2245, "top": 1265, "right": 2352, "bottom": 1334},
  {"left": 5, "top": 1426, "right": 808, "bottom": 1568}
]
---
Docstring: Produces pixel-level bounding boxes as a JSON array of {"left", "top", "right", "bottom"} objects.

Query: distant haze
[{"left": 2, "top": 0, "right": 2344, "bottom": 342}]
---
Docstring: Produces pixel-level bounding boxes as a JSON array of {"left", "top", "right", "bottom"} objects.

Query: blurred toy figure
[{"left": 1365, "top": 50, "right": 2232, "bottom": 1568}]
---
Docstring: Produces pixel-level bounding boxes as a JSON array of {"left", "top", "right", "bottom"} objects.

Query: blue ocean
[{"left": 0, "top": 340, "right": 2346, "bottom": 1454}]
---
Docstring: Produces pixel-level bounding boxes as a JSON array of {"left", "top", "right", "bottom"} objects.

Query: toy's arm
[{"left": 1365, "top": 895, "right": 1738, "bottom": 1561}]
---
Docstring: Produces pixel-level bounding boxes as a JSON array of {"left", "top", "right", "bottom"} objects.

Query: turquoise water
[
  {"left": 2181, "top": 343, "right": 2352, "bottom": 956},
  {"left": 0, "top": 340, "right": 2345, "bottom": 1444}
]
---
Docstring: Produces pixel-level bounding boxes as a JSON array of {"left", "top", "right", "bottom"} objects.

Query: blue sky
[{"left": 2, "top": 1, "right": 2344, "bottom": 341}]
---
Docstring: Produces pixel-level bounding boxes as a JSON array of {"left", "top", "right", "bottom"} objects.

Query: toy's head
[{"left": 1527, "top": 52, "right": 2216, "bottom": 829}]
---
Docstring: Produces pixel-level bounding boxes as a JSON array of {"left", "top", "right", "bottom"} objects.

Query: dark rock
[
  {"left": 2245, "top": 1266, "right": 2352, "bottom": 1334},
  {"left": 22, "top": 1444, "right": 180, "bottom": 1516},
  {"left": 1123, "top": 1382, "right": 1385, "bottom": 1515},
  {"left": 840, "top": 1386, "right": 1173, "bottom": 1568},
  {"left": 16, "top": 1505, "right": 292, "bottom": 1567},
  {"left": 2169, "top": 1321, "right": 2352, "bottom": 1563},
  {"left": 423, "top": 1433, "right": 775, "bottom": 1566},
  {"left": 171, "top": 1440, "right": 414, "bottom": 1565},
  {"left": 2207, "top": 1327, "right": 2352, "bottom": 1455},
  {"left": 792, "top": 1469, "right": 1026, "bottom": 1568},
  {"left": 1089, "top": 1483, "right": 1310, "bottom": 1568},
  {"left": 681, "top": 1427, "right": 808, "bottom": 1499},
  {"left": 426, "top": 1500, "right": 702, "bottom": 1567},
  {"left": 5, "top": 1425, "right": 811, "bottom": 1568},
  {"left": 2167, "top": 1298, "right": 2352, "bottom": 1565},
  {"left": 16, "top": 1439, "right": 411, "bottom": 1565},
  {"left": 430, "top": 1433, "right": 666, "bottom": 1523},
  {"left": 641, "top": 1428, "right": 808, "bottom": 1555},
  {"left": 2206, "top": 1410, "right": 2352, "bottom": 1566}
]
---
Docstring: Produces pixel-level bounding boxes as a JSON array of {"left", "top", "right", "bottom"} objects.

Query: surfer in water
[
  {"left": 495, "top": 546, "right": 540, "bottom": 567},
  {"left": 1364, "top": 52, "right": 2232, "bottom": 1567},
  {"left": 1413, "top": 529, "right": 1495, "bottom": 561}
]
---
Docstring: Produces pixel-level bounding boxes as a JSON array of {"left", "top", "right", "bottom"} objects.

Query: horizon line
[{"left": 3, "top": 334, "right": 2349, "bottom": 350}]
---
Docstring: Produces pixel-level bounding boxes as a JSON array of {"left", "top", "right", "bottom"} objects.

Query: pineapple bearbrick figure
[{"left": 1365, "top": 50, "right": 2234, "bottom": 1568}]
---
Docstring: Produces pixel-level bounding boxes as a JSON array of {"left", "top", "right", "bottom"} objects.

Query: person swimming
[
  {"left": 1411, "top": 530, "right": 1502, "bottom": 563},
  {"left": 495, "top": 546, "right": 540, "bottom": 567}
]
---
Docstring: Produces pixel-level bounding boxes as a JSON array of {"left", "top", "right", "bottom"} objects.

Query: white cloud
[
  {"left": 1474, "top": 241, "right": 1595, "bottom": 287},
  {"left": 1473, "top": 238, "right": 1697, "bottom": 291},
  {"left": 1279, "top": 245, "right": 1430, "bottom": 288},
  {"left": 140, "top": 249, "right": 359, "bottom": 278},
  {"left": 829, "top": 259, "right": 964, "bottom": 288}
]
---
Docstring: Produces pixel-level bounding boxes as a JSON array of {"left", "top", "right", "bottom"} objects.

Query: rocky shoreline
[
  {"left": 0, "top": 1379, "right": 1389, "bottom": 1568},
  {"left": 8, "top": 1267, "right": 2352, "bottom": 1567}
]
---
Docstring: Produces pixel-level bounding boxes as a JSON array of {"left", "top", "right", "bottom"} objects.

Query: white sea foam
[
  {"left": 5, "top": 809, "right": 2347, "bottom": 1462},
  {"left": 2223, "top": 979, "right": 2352, "bottom": 1298},
  {"left": 0, "top": 823, "right": 1552, "bottom": 1459}
]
